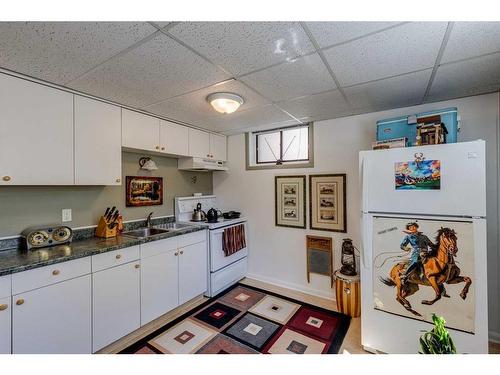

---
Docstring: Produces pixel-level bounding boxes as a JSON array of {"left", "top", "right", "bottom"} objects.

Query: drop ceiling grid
[
  {"left": 1, "top": 21, "right": 500, "bottom": 134},
  {"left": 137, "top": 21, "right": 421, "bottom": 127}
]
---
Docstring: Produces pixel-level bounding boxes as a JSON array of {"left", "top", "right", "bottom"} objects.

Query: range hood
[{"left": 177, "top": 157, "right": 228, "bottom": 171}]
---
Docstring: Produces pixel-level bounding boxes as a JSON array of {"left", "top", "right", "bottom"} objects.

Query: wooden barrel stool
[{"left": 334, "top": 270, "right": 361, "bottom": 318}]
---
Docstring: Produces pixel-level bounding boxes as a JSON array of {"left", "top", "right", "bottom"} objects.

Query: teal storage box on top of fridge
[{"left": 376, "top": 107, "right": 459, "bottom": 147}]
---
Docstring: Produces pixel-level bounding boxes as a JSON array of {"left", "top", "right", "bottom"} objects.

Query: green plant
[{"left": 419, "top": 314, "right": 456, "bottom": 354}]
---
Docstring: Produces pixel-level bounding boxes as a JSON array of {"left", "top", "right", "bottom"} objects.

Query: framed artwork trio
[{"left": 275, "top": 173, "right": 347, "bottom": 232}]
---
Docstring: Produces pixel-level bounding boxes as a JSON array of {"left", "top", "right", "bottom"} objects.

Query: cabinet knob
[
  {"left": 180, "top": 250, "right": 184, "bottom": 255},
  {"left": 16, "top": 299, "right": 24, "bottom": 306},
  {"left": 206, "top": 154, "right": 210, "bottom": 157},
  {"left": 155, "top": 146, "right": 160, "bottom": 150},
  {"left": 135, "top": 264, "right": 140, "bottom": 269},
  {"left": 174, "top": 252, "right": 179, "bottom": 256},
  {"left": 116, "top": 254, "right": 122, "bottom": 259},
  {"left": 161, "top": 147, "right": 165, "bottom": 151},
  {"left": 0, "top": 304, "right": 8, "bottom": 311},
  {"left": 2, "top": 176, "right": 11, "bottom": 182},
  {"left": 116, "top": 178, "right": 121, "bottom": 183},
  {"left": 52, "top": 269, "right": 60, "bottom": 276}
]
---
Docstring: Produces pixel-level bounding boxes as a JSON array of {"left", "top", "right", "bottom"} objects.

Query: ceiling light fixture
[{"left": 206, "top": 92, "right": 244, "bottom": 114}]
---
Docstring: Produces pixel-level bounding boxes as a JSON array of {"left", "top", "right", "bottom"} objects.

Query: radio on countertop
[{"left": 21, "top": 225, "right": 73, "bottom": 250}]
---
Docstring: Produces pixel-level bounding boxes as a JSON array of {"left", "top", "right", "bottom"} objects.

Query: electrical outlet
[{"left": 62, "top": 209, "right": 72, "bottom": 222}]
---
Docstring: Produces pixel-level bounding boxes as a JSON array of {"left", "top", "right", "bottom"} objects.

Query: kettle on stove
[
  {"left": 192, "top": 203, "right": 206, "bottom": 222},
  {"left": 206, "top": 208, "right": 223, "bottom": 223}
]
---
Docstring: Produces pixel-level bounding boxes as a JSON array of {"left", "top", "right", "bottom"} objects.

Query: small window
[{"left": 246, "top": 123, "right": 314, "bottom": 170}]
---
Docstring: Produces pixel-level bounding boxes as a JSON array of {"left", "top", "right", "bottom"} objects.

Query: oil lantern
[{"left": 340, "top": 238, "right": 357, "bottom": 276}]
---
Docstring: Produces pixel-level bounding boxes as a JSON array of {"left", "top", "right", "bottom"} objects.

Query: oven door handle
[{"left": 211, "top": 224, "right": 246, "bottom": 235}]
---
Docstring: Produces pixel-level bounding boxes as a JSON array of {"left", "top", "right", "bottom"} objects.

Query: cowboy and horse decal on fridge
[{"left": 373, "top": 217, "right": 475, "bottom": 333}]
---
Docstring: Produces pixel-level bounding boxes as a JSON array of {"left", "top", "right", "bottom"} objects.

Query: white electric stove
[{"left": 175, "top": 195, "right": 248, "bottom": 297}]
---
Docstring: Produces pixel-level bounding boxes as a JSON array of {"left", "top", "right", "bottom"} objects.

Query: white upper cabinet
[
  {"left": 122, "top": 109, "right": 160, "bottom": 152},
  {"left": 210, "top": 133, "right": 227, "bottom": 162},
  {"left": 160, "top": 120, "right": 189, "bottom": 156},
  {"left": 74, "top": 96, "right": 122, "bottom": 185},
  {"left": 0, "top": 73, "right": 74, "bottom": 185},
  {"left": 188, "top": 128, "right": 211, "bottom": 159}
]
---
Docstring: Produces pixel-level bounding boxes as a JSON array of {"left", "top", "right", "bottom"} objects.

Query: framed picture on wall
[
  {"left": 126, "top": 176, "right": 163, "bottom": 207},
  {"left": 275, "top": 175, "right": 306, "bottom": 229},
  {"left": 309, "top": 174, "right": 346, "bottom": 232}
]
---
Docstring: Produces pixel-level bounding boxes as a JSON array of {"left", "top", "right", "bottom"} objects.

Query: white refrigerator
[{"left": 359, "top": 140, "right": 488, "bottom": 353}]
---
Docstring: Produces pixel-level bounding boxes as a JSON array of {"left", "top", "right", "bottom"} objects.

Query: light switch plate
[{"left": 62, "top": 209, "right": 72, "bottom": 222}]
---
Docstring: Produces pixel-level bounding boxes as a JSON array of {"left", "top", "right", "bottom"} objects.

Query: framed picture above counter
[
  {"left": 126, "top": 176, "right": 163, "bottom": 207},
  {"left": 275, "top": 175, "right": 306, "bottom": 229},
  {"left": 309, "top": 174, "right": 346, "bottom": 232}
]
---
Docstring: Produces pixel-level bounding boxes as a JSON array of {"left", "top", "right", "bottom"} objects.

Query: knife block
[{"left": 95, "top": 216, "right": 117, "bottom": 238}]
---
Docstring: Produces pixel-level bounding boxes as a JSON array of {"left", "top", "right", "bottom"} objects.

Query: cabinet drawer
[
  {"left": 92, "top": 245, "right": 140, "bottom": 272},
  {"left": 12, "top": 257, "right": 91, "bottom": 295},
  {"left": 140, "top": 237, "right": 177, "bottom": 259},
  {"left": 0, "top": 275, "right": 11, "bottom": 299},
  {"left": 178, "top": 230, "right": 206, "bottom": 248}
]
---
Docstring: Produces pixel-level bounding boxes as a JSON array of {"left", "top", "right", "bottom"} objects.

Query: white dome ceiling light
[{"left": 206, "top": 92, "right": 244, "bottom": 114}]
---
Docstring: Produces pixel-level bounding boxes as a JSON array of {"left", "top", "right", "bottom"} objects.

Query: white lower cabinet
[
  {"left": 141, "top": 248, "right": 179, "bottom": 325},
  {"left": 0, "top": 296, "right": 11, "bottom": 354},
  {"left": 12, "top": 275, "right": 92, "bottom": 354},
  {"left": 5, "top": 231, "right": 208, "bottom": 354},
  {"left": 178, "top": 241, "right": 208, "bottom": 305},
  {"left": 92, "top": 261, "right": 141, "bottom": 352}
]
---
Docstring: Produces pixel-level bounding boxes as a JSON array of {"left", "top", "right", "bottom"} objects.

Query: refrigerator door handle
[
  {"left": 359, "top": 154, "right": 365, "bottom": 212},
  {"left": 360, "top": 215, "right": 366, "bottom": 268}
]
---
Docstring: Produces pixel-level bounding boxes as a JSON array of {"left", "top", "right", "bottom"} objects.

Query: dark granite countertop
[{"left": 0, "top": 225, "right": 205, "bottom": 277}]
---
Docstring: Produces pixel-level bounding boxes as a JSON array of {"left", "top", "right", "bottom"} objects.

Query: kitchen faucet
[{"left": 146, "top": 212, "right": 154, "bottom": 228}]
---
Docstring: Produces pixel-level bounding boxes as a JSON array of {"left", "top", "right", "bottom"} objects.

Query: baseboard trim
[
  {"left": 489, "top": 331, "right": 500, "bottom": 344},
  {"left": 245, "top": 272, "right": 335, "bottom": 301}
]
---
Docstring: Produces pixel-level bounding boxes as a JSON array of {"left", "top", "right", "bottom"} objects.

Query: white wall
[{"left": 213, "top": 92, "right": 500, "bottom": 341}]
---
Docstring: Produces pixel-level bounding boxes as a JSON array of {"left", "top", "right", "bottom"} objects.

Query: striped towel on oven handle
[{"left": 222, "top": 224, "right": 246, "bottom": 257}]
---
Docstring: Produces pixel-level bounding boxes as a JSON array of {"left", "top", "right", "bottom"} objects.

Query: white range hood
[{"left": 177, "top": 157, "right": 228, "bottom": 171}]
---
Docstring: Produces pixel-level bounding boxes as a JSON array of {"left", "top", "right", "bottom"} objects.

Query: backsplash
[
  {"left": 0, "top": 215, "right": 176, "bottom": 252},
  {"left": 0, "top": 151, "right": 212, "bottom": 237}
]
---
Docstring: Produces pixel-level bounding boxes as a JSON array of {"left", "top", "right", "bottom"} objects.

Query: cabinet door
[
  {"left": 178, "top": 241, "right": 208, "bottom": 305},
  {"left": 122, "top": 109, "right": 160, "bottom": 152},
  {"left": 159, "top": 120, "right": 189, "bottom": 156},
  {"left": 210, "top": 133, "right": 227, "bottom": 161},
  {"left": 141, "top": 248, "right": 179, "bottom": 325},
  {"left": 188, "top": 128, "right": 210, "bottom": 159},
  {"left": 92, "top": 262, "right": 141, "bottom": 352},
  {"left": 74, "top": 96, "right": 122, "bottom": 185},
  {"left": 0, "top": 73, "right": 74, "bottom": 185},
  {"left": 0, "top": 296, "right": 11, "bottom": 354},
  {"left": 12, "top": 275, "right": 92, "bottom": 354}
]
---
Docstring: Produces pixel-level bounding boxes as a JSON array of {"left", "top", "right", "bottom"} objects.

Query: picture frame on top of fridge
[
  {"left": 309, "top": 174, "right": 346, "bottom": 232},
  {"left": 275, "top": 175, "right": 306, "bottom": 229}
]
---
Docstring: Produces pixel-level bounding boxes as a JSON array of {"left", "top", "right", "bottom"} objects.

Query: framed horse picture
[{"left": 372, "top": 216, "right": 475, "bottom": 333}]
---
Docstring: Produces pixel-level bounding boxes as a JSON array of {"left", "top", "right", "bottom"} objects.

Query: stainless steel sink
[
  {"left": 123, "top": 227, "right": 170, "bottom": 238},
  {"left": 154, "top": 222, "right": 194, "bottom": 231}
]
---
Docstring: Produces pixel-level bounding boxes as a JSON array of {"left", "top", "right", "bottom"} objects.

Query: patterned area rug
[{"left": 121, "top": 283, "right": 351, "bottom": 354}]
